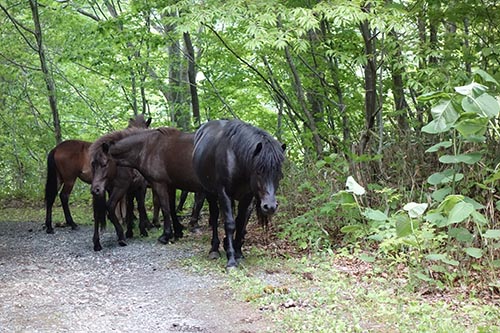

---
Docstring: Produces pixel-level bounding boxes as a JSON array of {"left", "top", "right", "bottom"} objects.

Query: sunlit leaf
[
  {"left": 345, "top": 176, "right": 365, "bottom": 195},
  {"left": 403, "top": 202, "right": 428, "bottom": 218}
]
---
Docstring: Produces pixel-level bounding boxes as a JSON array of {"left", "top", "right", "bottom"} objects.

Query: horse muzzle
[
  {"left": 260, "top": 199, "right": 277, "bottom": 215},
  {"left": 91, "top": 185, "right": 105, "bottom": 197}
]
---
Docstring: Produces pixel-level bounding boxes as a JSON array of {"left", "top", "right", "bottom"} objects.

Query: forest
[{"left": 1, "top": 0, "right": 499, "bottom": 314}]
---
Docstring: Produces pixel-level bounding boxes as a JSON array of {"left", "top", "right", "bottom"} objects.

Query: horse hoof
[
  {"left": 118, "top": 240, "right": 127, "bottom": 247},
  {"left": 46, "top": 228, "right": 54, "bottom": 234},
  {"left": 225, "top": 265, "right": 238, "bottom": 273},
  {"left": 126, "top": 231, "right": 134, "bottom": 239},
  {"left": 158, "top": 235, "right": 170, "bottom": 244},
  {"left": 208, "top": 251, "right": 220, "bottom": 260},
  {"left": 94, "top": 244, "right": 102, "bottom": 251},
  {"left": 70, "top": 224, "right": 79, "bottom": 230}
]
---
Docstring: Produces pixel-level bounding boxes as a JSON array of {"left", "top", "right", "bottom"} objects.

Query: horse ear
[
  {"left": 253, "top": 142, "right": 263, "bottom": 157},
  {"left": 146, "top": 118, "right": 152, "bottom": 127},
  {"left": 281, "top": 143, "right": 286, "bottom": 152},
  {"left": 102, "top": 142, "right": 110, "bottom": 154}
]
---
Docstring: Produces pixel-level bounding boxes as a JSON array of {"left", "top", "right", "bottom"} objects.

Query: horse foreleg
[
  {"left": 206, "top": 194, "right": 220, "bottom": 259},
  {"left": 219, "top": 188, "right": 237, "bottom": 269},
  {"left": 234, "top": 195, "right": 253, "bottom": 262},
  {"left": 60, "top": 181, "right": 79, "bottom": 230},
  {"left": 92, "top": 195, "right": 107, "bottom": 251},
  {"left": 168, "top": 188, "right": 184, "bottom": 239},
  {"left": 153, "top": 183, "right": 174, "bottom": 244}
]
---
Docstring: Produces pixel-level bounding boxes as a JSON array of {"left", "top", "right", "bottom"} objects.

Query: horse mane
[
  {"left": 225, "top": 120, "right": 285, "bottom": 176},
  {"left": 89, "top": 127, "right": 150, "bottom": 158}
]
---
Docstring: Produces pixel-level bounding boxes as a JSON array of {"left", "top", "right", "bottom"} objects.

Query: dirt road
[{"left": 0, "top": 221, "right": 274, "bottom": 332}]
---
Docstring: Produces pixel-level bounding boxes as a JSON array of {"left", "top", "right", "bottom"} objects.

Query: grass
[
  {"left": 2, "top": 203, "right": 499, "bottom": 333},
  {"left": 181, "top": 240, "right": 500, "bottom": 333}
]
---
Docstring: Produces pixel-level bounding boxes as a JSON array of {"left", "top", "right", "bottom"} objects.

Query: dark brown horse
[
  {"left": 90, "top": 127, "right": 209, "bottom": 251},
  {"left": 44, "top": 115, "right": 151, "bottom": 234},
  {"left": 192, "top": 120, "right": 286, "bottom": 269}
]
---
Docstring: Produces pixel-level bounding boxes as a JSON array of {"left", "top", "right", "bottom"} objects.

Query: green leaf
[
  {"left": 439, "top": 153, "right": 482, "bottom": 165},
  {"left": 425, "top": 140, "right": 452, "bottom": 153},
  {"left": 403, "top": 202, "right": 428, "bottom": 218},
  {"left": 427, "top": 170, "right": 464, "bottom": 185},
  {"left": 358, "top": 253, "right": 376, "bottom": 263},
  {"left": 464, "top": 247, "right": 483, "bottom": 259},
  {"left": 395, "top": 215, "right": 417, "bottom": 237},
  {"left": 345, "top": 176, "right": 365, "bottom": 195},
  {"left": 483, "top": 229, "right": 500, "bottom": 239},
  {"left": 454, "top": 82, "right": 487, "bottom": 96},
  {"left": 447, "top": 202, "right": 475, "bottom": 224},
  {"left": 473, "top": 69, "right": 500, "bottom": 85},
  {"left": 425, "top": 212, "right": 447, "bottom": 227},
  {"left": 455, "top": 116, "right": 488, "bottom": 138},
  {"left": 425, "top": 253, "right": 459, "bottom": 266},
  {"left": 449, "top": 227, "right": 473, "bottom": 242},
  {"left": 431, "top": 187, "right": 452, "bottom": 202},
  {"left": 462, "top": 93, "right": 500, "bottom": 118},
  {"left": 363, "top": 208, "right": 388, "bottom": 221},
  {"left": 421, "top": 100, "right": 459, "bottom": 134},
  {"left": 340, "top": 225, "right": 363, "bottom": 234}
]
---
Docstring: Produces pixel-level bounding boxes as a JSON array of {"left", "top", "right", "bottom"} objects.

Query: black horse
[{"left": 192, "top": 119, "right": 286, "bottom": 269}]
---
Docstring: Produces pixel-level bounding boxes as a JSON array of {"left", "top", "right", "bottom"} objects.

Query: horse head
[
  {"left": 250, "top": 141, "right": 286, "bottom": 216},
  {"left": 90, "top": 141, "right": 116, "bottom": 197}
]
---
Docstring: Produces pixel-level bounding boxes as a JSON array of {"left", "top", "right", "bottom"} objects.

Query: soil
[{"left": 0, "top": 221, "right": 275, "bottom": 333}]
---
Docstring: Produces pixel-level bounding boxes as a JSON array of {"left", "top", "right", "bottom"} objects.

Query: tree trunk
[
  {"left": 183, "top": 32, "right": 200, "bottom": 127},
  {"left": 29, "top": 0, "right": 61, "bottom": 144},
  {"left": 358, "top": 16, "right": 377, "bottom": 155}
]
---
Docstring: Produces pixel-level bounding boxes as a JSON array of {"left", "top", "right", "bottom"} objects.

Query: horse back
[{"left": 53, "top": 140, "right": 93, "bottom": 184}]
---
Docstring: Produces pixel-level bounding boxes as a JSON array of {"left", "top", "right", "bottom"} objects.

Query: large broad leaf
[
  {"left": 462, "top": 93, "right": 500, "bottom": 118},
  {"left": 425, "top": 140, "right": 452, "bottom": 153},
  {"left": 464, "top": 247, "right": 483, "bottom": 259},
  {"left": 403, "top": 202, "right": 428, "bottom": 218},
  {"left": 454, "top": 82, "right": 487, "bottom": 96},
  {"left": 395, "top": 215, "right": 417, "bottom": 237},
  {"left": 473, "top": 69, "right": 500, "bottom": 85},
  {"left": 427, "top": 169, "right": 464, "bottom": 185},
  {"left": 483, "top": 229, "right": 500, "bottom": 239},
  {"left": 363, "top": 208, "right": 388, "bottom": 221},
  {"left": 422, "top": 100, "right": 459, "bottom": 134},
  {"left": 447, "top": 202, "right": 475, "bottom": 224},
  {"left": 455, "top": 116, "right": 488, "bottom": 138},
  {"left": 449, "top": 227, "right": 473, "bottom": 242},
  {"left": 439, "top": 153, "right": 482, "bottom": 165},
  {"left": 431, "top": 187, "right": 452, "bottom": 202}
]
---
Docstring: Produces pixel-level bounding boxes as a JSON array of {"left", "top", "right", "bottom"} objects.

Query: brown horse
[
  {"left": 44, "top": 115, "right": 151, "bottom": 234},
  {"left": 90, "top": 127, "right": 212, "bottom": 251}
]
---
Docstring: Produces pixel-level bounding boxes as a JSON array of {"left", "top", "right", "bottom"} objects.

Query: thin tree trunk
[
  {"left": 183, "top": 32, "right": 200, "bottom": 127},
  {"left": 29, "top": 0, "right": 61, "bottom": 144},
  {"left": 359, "top": 15, "right": 377, "bottom": 155}
]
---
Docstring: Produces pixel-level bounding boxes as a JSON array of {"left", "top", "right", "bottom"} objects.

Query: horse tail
[{"left": 45, "top": 149, "right": 58, "bottom": 205}]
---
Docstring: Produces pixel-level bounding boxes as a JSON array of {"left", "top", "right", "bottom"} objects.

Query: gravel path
[{"left": 0, "top": 221, "right": 274, "bottom": 333}]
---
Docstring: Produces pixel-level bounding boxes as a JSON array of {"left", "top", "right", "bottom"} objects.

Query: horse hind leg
[
  {"left": 60, "top": 181, "right": 79, "bottom": 230},
  {"left": 44, "top": 150, "right": 59, "bottom": 234},
  {"left": 206, "top": 194, "right": 220, "bottom": 260},
  {"left": 106, "top": 190, "right": 127, "bottom": 247}
]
